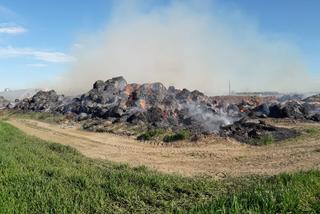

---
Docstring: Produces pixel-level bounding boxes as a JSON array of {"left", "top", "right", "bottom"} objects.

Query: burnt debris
[
  {"left": 0, "top": 96, "right": 10, "bottom": 110},
  {"left": 14, "top": 90, "right": 64, "bottom": 112},
  {"left": 6, "top": 76, "right": 320, "bottom": 143},
  {"left": 10, "top": 76, "right": 241, "bottom": 135},
  {"left": 220, "top": 118, "right": 299, "bottom": 144},
  {"left": 251, "top": 101, "right": 320, "bottom": 121}
]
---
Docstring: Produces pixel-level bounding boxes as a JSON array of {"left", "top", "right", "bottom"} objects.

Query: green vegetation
[
  {"left": 248, "top": 134, "right": 274, "bottom": 146},
  {"left": 137, "top": 129, "right": 190, "bottom": 142},
  {"left": 306, "top": 127, "right": 318, "bottom": 135},
  {"left": 0, "top": 121, "right": 319, "bottom": 213},
  {"left": 163, "top": 130, "right": 190, "bottom": 142},
  {"left": 188, "top": 171, "right": 320, "bottom": 213},
  {"left": 260, "top": 133, "right": 274, "bottom": 145},
  {"left": 137, "top": 128, "right": 165, "bottom": 141}
]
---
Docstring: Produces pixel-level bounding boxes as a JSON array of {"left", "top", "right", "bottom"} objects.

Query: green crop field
[{"left": 0, "top": 121, "right": 319, "bottom": 213}]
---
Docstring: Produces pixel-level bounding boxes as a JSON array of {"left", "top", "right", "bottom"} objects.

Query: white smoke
[
  {"left": 54, "top": 0, "right": 318, "bottom": 95},
  {"left": 184, "top": 101, "right": 238, "bottom": 133}
]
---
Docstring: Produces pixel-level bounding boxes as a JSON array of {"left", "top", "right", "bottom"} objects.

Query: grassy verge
[
  {"left": 0, "top": 121, "right": 319, "bottom": 213},
  {"left": 0, "top": 110, "right": 65, "bottom": 124},
  {"left": 188, "top": 171, "right": 320, "bottom": 213}
]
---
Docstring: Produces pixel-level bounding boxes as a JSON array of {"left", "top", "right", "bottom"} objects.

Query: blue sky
[{"left": 0, "top": 0, "right": 319, "bottom": 90}]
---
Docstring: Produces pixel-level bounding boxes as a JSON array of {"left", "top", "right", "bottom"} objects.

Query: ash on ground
[{"left": 220, "top": 118, "right": 299, "bottom": 144}]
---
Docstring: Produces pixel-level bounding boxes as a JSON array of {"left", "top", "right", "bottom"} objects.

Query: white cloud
[
  {"left": 27, "top": 63, "right": 48, "bottom": 68},
  {"left": 0, "top": 47, "right": 75, "bottom": 63},
  {"left": 0, "top": 26, "right": 27, "bottom": 34}
]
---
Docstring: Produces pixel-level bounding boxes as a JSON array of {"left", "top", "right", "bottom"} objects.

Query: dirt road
[{"left": 8, "top": 118, "right": 320, "bottom": 177}]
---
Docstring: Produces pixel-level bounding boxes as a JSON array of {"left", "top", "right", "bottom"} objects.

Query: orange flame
[
  {"left": 124, "top": 85, "right": 134, "bottom": 96},
  {"left": 139, "top": 99, "right": 146, "bottom": 110}
]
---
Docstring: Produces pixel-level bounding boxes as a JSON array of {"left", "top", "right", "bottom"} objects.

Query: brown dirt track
[{"left": 7, "top": 118, "right": 320, "bottom": 178}]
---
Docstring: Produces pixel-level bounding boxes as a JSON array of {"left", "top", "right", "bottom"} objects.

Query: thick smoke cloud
[{"left": 55, "top": 0, "right": 317, "bottom": 95}]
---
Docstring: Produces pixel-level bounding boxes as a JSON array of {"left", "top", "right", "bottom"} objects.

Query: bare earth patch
[{"left": 8, "top": 118, "right": 320, "bottom": 178}]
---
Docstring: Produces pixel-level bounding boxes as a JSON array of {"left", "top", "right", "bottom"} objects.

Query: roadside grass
[
  {"left": 0, "top": 110, "right": 16, "bottom": 120},
  {"left": 187, "top": 171, "right": 320, "bottom": 213},
  {"left": 0, "top": 121, "right": 319, "bottom": 213},
  {"left": 15, "top": 111, "right": 65, "bottom": 124},
  {"left": 0, "top": 110, "right": 65, "bottom": 124},
  {"left": 0, "top": 121, "right": 220, "bottom": 213}
]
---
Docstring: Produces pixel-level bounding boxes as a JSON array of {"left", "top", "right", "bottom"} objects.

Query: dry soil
[{"left": 8, "top": 118, "right": 320, "bottom": 178}]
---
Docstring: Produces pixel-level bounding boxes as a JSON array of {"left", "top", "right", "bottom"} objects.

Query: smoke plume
[{"left": 54, "top": 0, "right": 317, "bottom": 95}]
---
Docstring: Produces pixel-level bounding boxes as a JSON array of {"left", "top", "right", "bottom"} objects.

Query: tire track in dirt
[{"left": 8, "top": 118, "right": 320, "bottom": 177}]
